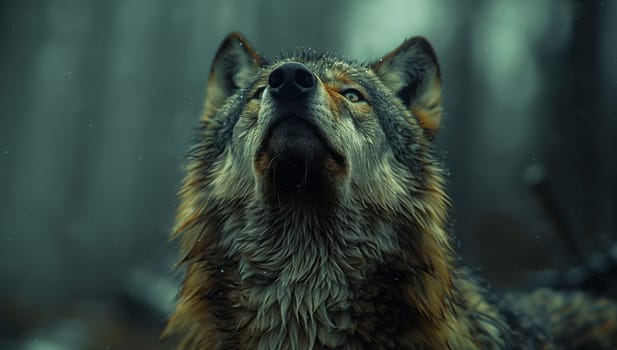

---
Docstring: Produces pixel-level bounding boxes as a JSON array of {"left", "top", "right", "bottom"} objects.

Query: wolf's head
[{"left": 192, "top": 32, "right": 445, "bottom": 212}]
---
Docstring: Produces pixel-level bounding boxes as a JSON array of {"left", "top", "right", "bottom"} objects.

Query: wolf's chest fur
[
  {"left": 230, "top": 211, "right": 403, "bottom": 349},
  {"left": 238, "top": 251, "right": 355, "bottom": 349}
]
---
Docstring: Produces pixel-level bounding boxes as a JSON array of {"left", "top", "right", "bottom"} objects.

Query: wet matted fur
[{"left": 163, "top": 33, "right": 617, "bottom": 349}]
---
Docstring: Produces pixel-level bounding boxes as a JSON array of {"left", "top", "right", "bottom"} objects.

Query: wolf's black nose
[{"left": 268, "top": 62, "right": 316, "bottom": 99}]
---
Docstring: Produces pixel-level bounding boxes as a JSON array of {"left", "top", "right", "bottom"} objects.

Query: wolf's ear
[
  {"left": 371, "top": 37, "right": 442, "bottom": 136},
  {"left": 204, "top": 32, "right": 264, "bottom": 118}
]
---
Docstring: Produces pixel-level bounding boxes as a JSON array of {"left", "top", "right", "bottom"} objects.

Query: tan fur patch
[{"left": 323, "top": 83, "right": 343, "bottom": 119}]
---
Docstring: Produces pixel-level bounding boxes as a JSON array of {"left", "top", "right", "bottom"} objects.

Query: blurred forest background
[{"left": 0, "top": 0, "right": 615, "bottom": 348}]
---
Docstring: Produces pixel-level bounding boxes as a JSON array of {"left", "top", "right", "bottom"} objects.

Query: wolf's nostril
[
  {"left": 295, "top": 68, "right": 315, "bottom": 89},
  {"left": 268, "top": 69, "right": 285, "bottom": 89}
]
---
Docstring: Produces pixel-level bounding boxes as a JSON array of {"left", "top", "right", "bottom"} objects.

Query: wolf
[{"left": 163, "top": 32, "right": 617, "bottom": 349}]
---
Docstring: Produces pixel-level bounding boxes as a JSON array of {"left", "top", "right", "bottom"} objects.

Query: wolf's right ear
[
  {"left": 371, "top": 37, "right": 442, "bottom": 137},
  {"left": 204, "top": 32, "right": 264, "bottom": 118}
]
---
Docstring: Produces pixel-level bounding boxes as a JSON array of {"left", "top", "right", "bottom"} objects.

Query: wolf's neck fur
[
  {"left": 235, "top": 202, "right": 400, "bottom": 274},
  {"left": 231, "top": 205, "right": 357, "bottom": 348},
  {"left": 224, "top": 201, "right": 474, "bottom": 349}
]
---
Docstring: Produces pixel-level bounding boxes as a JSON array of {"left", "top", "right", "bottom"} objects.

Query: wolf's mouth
[{"left": 255, "top": 114, "right": 346, "bottom": 194}]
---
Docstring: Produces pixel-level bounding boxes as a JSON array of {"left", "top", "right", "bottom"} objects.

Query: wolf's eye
[
  {"left": 342, "top": 89, "right": 365, "bottom": 103},
  {"left": 251, "top": 86, "right": 266, "bottom": 100}
]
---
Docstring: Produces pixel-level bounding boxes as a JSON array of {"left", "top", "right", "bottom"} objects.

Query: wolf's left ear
[
  {"left": 371, "top": 37, "right": 442, "bottom": 136},
  {"left": 204, "top": 32, "right": 264, "bottom": 118}
]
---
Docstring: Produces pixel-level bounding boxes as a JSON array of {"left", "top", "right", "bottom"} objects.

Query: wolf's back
[{"left": 505, "top": 289, "right": 617, "bottom": 348}]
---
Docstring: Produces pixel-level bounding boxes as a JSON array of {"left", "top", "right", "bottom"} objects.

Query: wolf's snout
[{"left": 268, "top": 62, "right": 316, "bottom": 99}]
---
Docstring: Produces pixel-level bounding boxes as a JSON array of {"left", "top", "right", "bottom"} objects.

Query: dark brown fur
[{"left": 163, "top": 33, "right": 617, "bottom": 349}]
